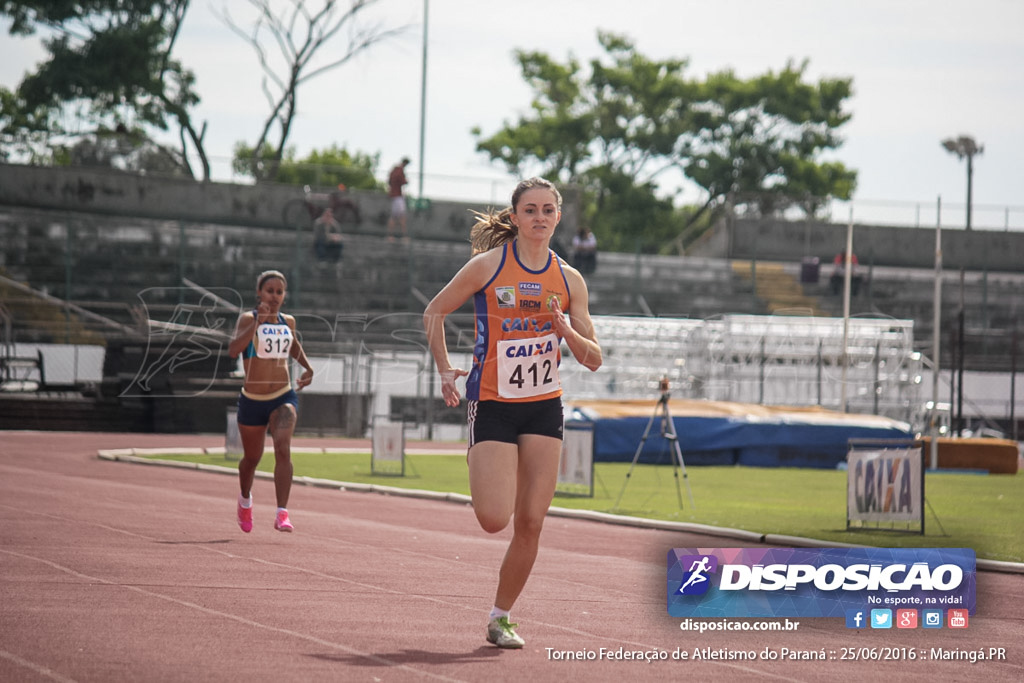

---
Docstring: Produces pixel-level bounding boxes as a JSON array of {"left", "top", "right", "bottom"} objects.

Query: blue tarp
[{"left": 580, "top": 415, "right": 914, "bottom": 469}]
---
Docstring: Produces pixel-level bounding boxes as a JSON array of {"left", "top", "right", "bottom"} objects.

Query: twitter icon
[{"left": 870, "top": 609, "right": 892, "bottom": 629}]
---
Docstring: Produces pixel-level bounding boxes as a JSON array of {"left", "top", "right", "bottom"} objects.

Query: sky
[{"left": 1, "top": 0, "right": 1022, "bottom": 229}]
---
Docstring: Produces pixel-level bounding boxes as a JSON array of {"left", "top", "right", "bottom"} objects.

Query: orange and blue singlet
[{"left": 465, "top": 242, "right": 571, "bottom": 403}]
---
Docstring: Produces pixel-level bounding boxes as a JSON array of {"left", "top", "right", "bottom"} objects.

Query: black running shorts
[{"left": 467, "top": 397, "right": 564, "bottom": 447}]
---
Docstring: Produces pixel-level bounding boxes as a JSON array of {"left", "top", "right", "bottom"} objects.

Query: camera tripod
[{"left": 613, "top": 390, "right": 696, "bottom": 511}]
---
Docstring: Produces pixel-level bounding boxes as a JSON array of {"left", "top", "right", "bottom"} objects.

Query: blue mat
[{"left": 567, "top": 401, "right": 914, "bottom": 469}]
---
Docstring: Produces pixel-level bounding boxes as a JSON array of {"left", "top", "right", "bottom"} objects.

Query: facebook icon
[{"left": 845, "top": 609, "right": 866, "bottom": 629}]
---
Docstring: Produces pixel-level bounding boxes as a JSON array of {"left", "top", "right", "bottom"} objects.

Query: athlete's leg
[
  {"left": 493, "top": 434, "right": 561, "bottom": 611},
  {"left": 238, "top": 423, "right": 268, "bottom": 499},
  {"left": 268, "top": 404, "right": 297, "bottom": 508},
  {"left": 467, "top": 440, "right": 519, "bottom": 533}
]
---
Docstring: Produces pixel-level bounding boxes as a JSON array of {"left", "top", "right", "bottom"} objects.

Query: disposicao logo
[
  {"left": 675, "top": 555, "right": 718, "bottom": 595},
  {"left": 667, "top": 548, "right": 976, "bottom": 619}
]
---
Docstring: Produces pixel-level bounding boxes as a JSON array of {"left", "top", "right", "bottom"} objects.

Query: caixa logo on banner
[{"left": 667, "top": 548, "right": 976, "bottom": 618}]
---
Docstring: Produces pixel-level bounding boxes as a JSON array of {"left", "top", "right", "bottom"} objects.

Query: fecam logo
[{"left": 676, "top": 555, "right": 718, "bottom": 595}]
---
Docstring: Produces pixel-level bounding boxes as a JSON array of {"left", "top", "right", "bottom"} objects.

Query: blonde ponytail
[{"left": 469, "top": 207, "right": 517, "bottom": 255}]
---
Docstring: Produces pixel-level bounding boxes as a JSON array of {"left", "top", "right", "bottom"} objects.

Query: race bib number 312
[
  {"left": 255, "top": 324, "right": 293, "bottom": 359},
  {"left": 496, "top": 333, "right": 559, "bottom": 399}
]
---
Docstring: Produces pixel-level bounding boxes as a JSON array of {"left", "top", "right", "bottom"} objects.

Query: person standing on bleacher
[{"left": 830, "top": 249, "right": 862, "bottom": 296}]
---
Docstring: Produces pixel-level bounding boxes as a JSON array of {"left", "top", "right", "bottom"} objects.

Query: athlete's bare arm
[
  {"left": 228, "top": 311, "right": 257, "bottom": 359},
  {"left": 423, "top": 250, "right": 502, "bottom": 406},
  {"left": 553, "top": 266, "right": 602, "bottom": 372}
]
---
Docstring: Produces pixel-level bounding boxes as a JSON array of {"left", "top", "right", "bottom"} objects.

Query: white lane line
[
  {"left": 0, "top": 648, "right": 79, "bottom": 683},
  {"left": 0, "top": 548, "right": 469, "bottom": 683},
  {"left": 1, "top": 500, "right": 806, "bottom": 681}
]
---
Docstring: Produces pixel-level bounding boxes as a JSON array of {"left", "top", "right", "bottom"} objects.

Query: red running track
[{"left": 1, "top": 431, "right": 1022, "bottom": 682}]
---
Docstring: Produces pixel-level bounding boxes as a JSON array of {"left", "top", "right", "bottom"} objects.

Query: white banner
[
  {"left": 557, "top": 423, "right": 594, "bottom": 496},
  {"left": 372, "top": 422, "right": 405, "bottom": 463},
  {"left": 225, "top": 406, "right": 242, "bottom": 461},
  {"left": 847, "top": 447, "right": 922, "bottom": 523}
]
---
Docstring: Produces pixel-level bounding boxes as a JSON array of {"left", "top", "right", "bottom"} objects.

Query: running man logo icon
[{"left": 677, "top": 555, "right": 718, "bottom": 595}]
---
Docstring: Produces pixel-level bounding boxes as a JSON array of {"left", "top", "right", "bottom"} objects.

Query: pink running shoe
[
  {"left": 274, "top": 509, "right": 293, "bottom": 532},
  {"left": 237, "top": 501, "right": 253, "bottom": 533}
]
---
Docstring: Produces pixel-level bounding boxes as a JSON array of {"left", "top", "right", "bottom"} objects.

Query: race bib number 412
[{"left": 496, "top": 333, "right": 559, "bottom": 399}]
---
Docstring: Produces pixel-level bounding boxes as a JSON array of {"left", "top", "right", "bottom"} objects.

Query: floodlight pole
[
  {"left": 957, "top": 270, "right": 965, "bottom": 436},
  {"left": 1012, "top": 324, "right": 1019, "bottom": 441},
  {"left": 941, "top": 135, "right": 982, "bottom": 437},
  {"left": 930, "top": 196, "right": 942, "bottom": 469},
  {"left": 941, "top": 135, "right": 983, "bottom": 232},
  {"left": 840, "top": 208, "right": 853, "bottom": 413},
  {"left": 966, "top": 149, "right": 975, "bottom": 232},
  {"left": 417, "top": 0, "right": 429, "bottom": 202}
]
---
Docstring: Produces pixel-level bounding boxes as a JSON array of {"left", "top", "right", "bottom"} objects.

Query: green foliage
[
  {"left": 473, "top": 50, "right": 593, "bottom": 180},
  {"left": 63, "top": 124, "right": 189, "bottom": 175},
  {"left": 578, "top": 167, "right": 677, "bottom": 254},
  {"left": 233, "top": 142, "right": 383, "bottom": 191},
  {"left": 687, "top": 60, "right": 857, "bottom": 216},
  {"left": 0, "top": 0, "right": 207, "bottom": 177},
  {"left": 474, "top": 33, "right": 858, "bottom": 253}
]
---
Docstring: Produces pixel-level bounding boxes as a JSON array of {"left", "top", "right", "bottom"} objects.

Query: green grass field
[{"left": 152, "top": 450, "right": 1024, "bottom": 563}]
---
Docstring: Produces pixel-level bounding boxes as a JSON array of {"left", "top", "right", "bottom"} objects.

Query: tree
[
  {"left": 66, "top": 125, "right": 189, "bottom": 175},
  {"left": 234, "top": 142, "right": 382, "bottom": 190},
  {"left": 220, "top": 0, "right": 406, "bottom": 183},
  {"left": 685, "top": 61, "right": 857, "bottom": 221},
  {"left": 0, "top": 0, "right": 210, "bottom": 178},
  {"left": 474, "top": 33, "right": 857, "bottom": 253},
  {"left": 579, "top": 166, "right": 679, "bottom": 253}
]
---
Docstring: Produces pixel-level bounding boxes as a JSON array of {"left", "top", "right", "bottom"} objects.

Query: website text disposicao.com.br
[{"left": 679, "top": 619, "right": 801, "bottom": 633}]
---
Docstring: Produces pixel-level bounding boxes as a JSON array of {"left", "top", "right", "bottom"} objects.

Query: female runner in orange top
[{"left": 423, "top": 177, "right": 602, "bottom": 648}]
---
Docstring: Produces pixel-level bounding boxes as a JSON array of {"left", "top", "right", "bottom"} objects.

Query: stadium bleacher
[{"left": 1, "top": 189, "right": 1020, "bottom": 437}]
